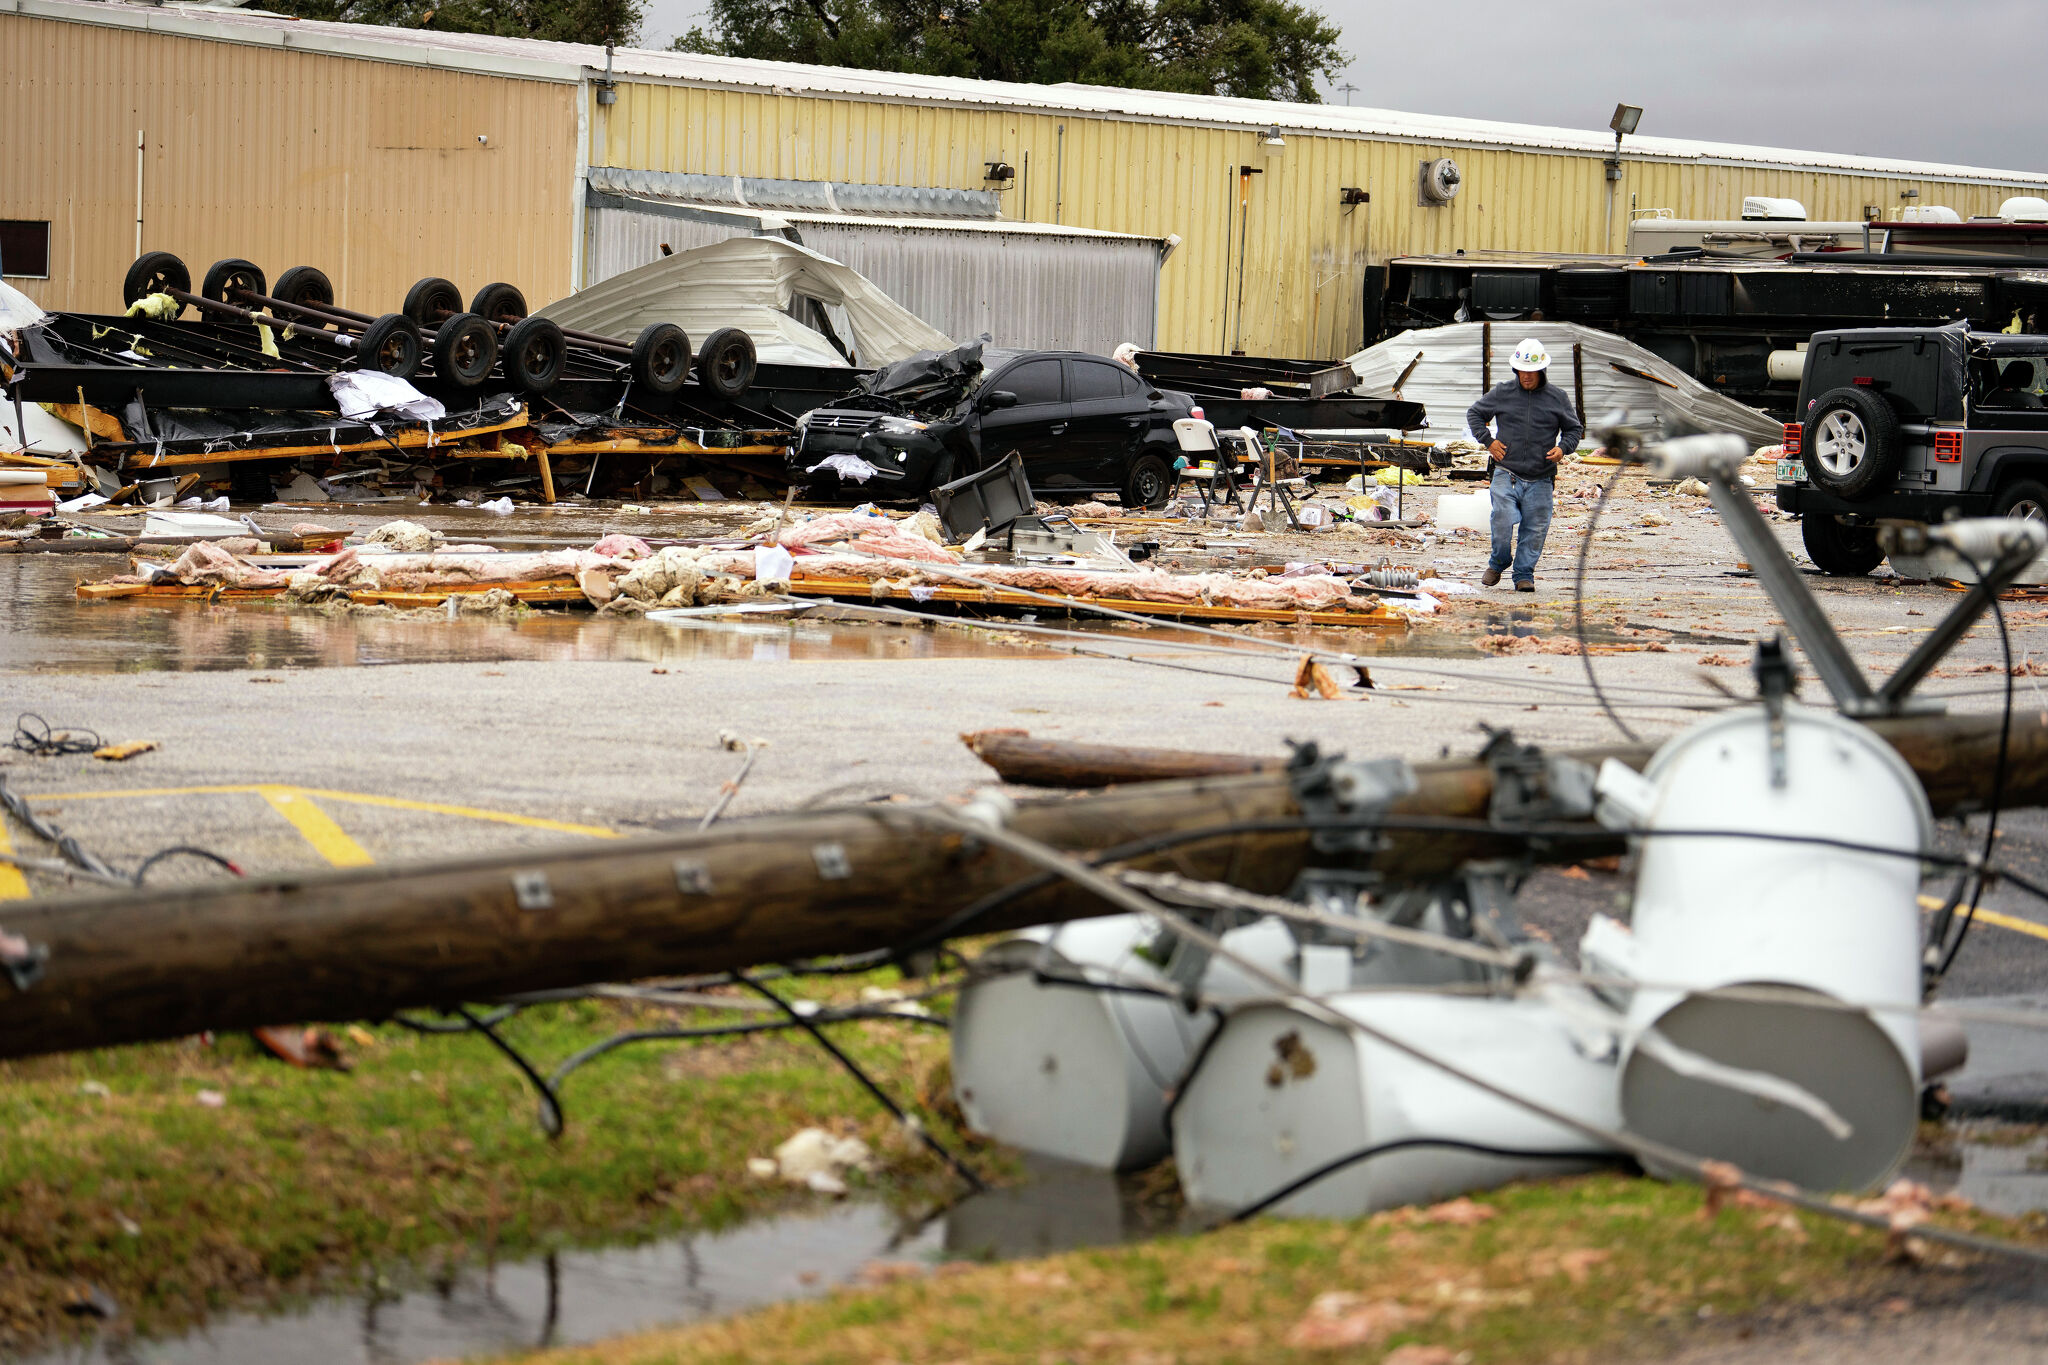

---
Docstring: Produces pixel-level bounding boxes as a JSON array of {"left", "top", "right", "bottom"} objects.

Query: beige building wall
[
  {"left": 0, "top": 11, "right": 579, "bottom": 316},
  {"left": 595, "top": 81, "right": 2044, "bottom": 358}
]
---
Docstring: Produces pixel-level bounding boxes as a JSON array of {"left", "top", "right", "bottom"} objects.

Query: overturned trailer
[{"left": 1370, "top": 218, "right": 2048, "bottom": 419}]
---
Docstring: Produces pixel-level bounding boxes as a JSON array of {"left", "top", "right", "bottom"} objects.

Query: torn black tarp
[{"left": 850, "top": 336, "right": 1001, "bottom": 416}]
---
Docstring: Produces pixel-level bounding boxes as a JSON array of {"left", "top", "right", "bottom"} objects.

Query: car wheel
[
  {"left": 1801, "top": 387, "right": 1902, "bottom": 501},
  {"left": 1996, "top": 478, "right": 2048, "bottom": 524},
  {"left": 1122, "top": 453, "right": 1172, "bottom": 510},
  {"left": 1801, "top": 515, "right": 1885, "bottom": 577}
]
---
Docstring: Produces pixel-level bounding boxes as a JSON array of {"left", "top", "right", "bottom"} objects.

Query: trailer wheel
[
  {"left": 273, "top": 266, "right": 336, "bottom": 312},
  {"left": 122, "top": 251, "right": 190, "bottom": 310},
  {"left": 630, "top": 323, "right": 692, "bottom": 394},
  {"left": 469, "top": 282, "right": 528, "bottom": 325},
  {"left": 1801, "top": 387, "right": 1902, "bottom": 501},
  {"left": 503, "top": 316, "right": 566, "bottom": 393},
  {"left": 697, "top": 327, "right": 757, "bottom": 400},
  {"left": 403, "top": 276, "right": 464, "bottom": 326},
  {"left": 356, "top": 312, "right": 422, "bottom": 379},
  {"left": 201, "top": 258, "right": 268, "bottom": 306},
  {"left": 432, "top": 313, "right": 499, "bottom": 388},
  {"left": 1801, "top": 515, "right": 1885, "bottom": 577}
]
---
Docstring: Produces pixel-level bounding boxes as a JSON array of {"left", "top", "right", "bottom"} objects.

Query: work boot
[
  {"left": 1515, "top": 579, "right": 1535, "bottom": 593},
  {"left": 1482, "top": 566, "right": 1502, "bottom": 587}
]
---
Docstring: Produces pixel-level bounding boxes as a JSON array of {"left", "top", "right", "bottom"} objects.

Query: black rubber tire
[
  {"left": 502, "top": 315, "right": 566, "bottom": 394},
  {"left": 355, "top": 312, "right": 422, "bottom": 379},
  {"left": 272, "top": 265, "right": 336, "bottom": 312},
  {"left": 403, "top": 276, "right": 464, "bottom": 326},
  {"left": 200, "top": 257, "right": 267, "bottom": 305},
  {"left": 1801, "top": 386, "right": 1903, "bottom": 501},
  {"left": 1122, "top": 452, "right": 1173, "bottom": 510},
  {"left": 629, "top": 323, "right": 692, "bottom": 394},
  {"left": 697, "top": 327, "right": 758, "bottom": 400},
  {"left": 468, "top": 282, "right": 528, "bottom": 325},
  {"left": 432, "top": 312, "right": 498, "bottom": 388},
  {"left": 1801, "top": 515, "right": 1886, "bottom": 577},
  {"left": 1995, "top": 478, "right": 2048, "bottom": 525},
  {"left": 122, "top": 251, "right": 190, "bottom": 310}
]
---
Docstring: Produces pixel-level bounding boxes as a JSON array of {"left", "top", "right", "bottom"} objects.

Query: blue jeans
[{"left": 1488, "top": 467, "right": 1554, "bottom": 581}]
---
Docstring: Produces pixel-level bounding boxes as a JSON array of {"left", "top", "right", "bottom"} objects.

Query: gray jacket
[{"left": 1466, "top": 380, "right": 1584, "bottom": 481}]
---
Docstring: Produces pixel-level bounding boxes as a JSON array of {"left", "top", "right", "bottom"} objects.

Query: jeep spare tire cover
[{"left": 1802, "top": 386, "right": 1903, "bottom": 501}]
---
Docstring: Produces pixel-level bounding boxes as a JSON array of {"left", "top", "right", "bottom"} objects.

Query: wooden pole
[
  {"left": 1481, "top": 322, "right": 1492, "bottom": 390},
  {"left": 0, "top": 711, "right": 2040, "bottom": 1063}
]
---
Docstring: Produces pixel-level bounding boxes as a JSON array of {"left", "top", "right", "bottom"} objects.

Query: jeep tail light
[
  {"left": 1933, "top": 428, "right": 1964, "bottom": 462},
  {"left": 1781, "top": 422, "right": 1802, "bottom": 456}
]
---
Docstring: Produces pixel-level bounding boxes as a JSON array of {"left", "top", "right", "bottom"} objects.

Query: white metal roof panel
[{"left": 12, "top": 0, "right": 2048, "bottom": 187}]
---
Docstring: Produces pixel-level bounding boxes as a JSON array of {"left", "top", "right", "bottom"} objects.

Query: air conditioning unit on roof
[{"left": 1740, "top": 196, "right": 1807, "bottom": 221}]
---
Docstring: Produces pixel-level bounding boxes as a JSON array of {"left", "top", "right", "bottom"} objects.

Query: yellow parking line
[
  {"left": 258, "top": 787, "right": 374, "bottom": 867},
  {"left": 295, "top": 789, "right": 619, "bottom": 839},
  {"left": 0, "top": 817, "right": 30, "bottom": 900},
  {"left": 27, "top": 785, "right": 617, "bottom": 838},
  {"left": 1920, "top": 893, "right": 2048, "bottom": 945}
]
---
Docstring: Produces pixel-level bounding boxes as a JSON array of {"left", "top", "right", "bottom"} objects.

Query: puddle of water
[
  {"left": 2, "top": 553, "right": 1499, "bottom": 674},
  {"left": 24, "top": 1158, "right": 1176, "bottom": 1365},
  {"left": 1904, "top": 1128, "right": 2048, "bottom": 1219}
]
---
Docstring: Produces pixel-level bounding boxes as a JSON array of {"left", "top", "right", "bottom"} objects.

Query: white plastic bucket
[
  {"left": 1435, "top": 489, "right": 1491, "bottom": 533},
  {"left": 1173, "top": 992, "right": 1622, "bottom": 1218},
  {"left": 1614, "top": 702, "right": 1929, "bottom": 1191}
]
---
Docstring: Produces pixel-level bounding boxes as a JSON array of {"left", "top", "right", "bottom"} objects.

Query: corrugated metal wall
[
  {"left": 0, "top": 12, "right": 578, "bottom": 314},
  {"left": 588, "top": 197, "right": 1160, "bottom": 352},
  {"left": 594, "top": 85, "right": 2043, "bottom": 359}
]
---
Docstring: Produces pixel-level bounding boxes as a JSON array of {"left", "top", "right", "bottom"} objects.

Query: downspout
[
  {"left": 133, "top": 130, "right": 144, "bottom": 257},
  {"left": 572, "top": 73, "right": 593, "bottom": 291},
  {"left": 1054, "top": 124, "right": 1064, "bottom": 225}
]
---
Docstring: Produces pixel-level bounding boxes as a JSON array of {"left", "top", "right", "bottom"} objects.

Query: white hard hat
[{"left": 1509, "top": 338, "right": 1551, "bottom": 372}]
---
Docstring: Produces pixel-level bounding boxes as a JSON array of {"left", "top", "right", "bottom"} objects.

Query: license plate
[{"left": 1777, "top": 459, "right": 1806, "bottom": 484}]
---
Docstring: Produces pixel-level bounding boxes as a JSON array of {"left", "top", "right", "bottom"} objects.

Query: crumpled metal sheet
[
  {"left": 1344, "top": 322, "right": 1783, "bottom": 449},
  {"left": 538, "top": 236, "right": 953, "bottom": 369}
]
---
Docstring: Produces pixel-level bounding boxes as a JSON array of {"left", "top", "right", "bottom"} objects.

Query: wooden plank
[
  {"left": 781, "top": 573, "right": 1405, "bottom": 630},
  {"left": 77, "top": 579, "right": 584, "bottom": 604},
  {"left": 117, "top": 412, "right": 532, "bottom": 469},
  {"left": 539, "top": 439, "right": 787, "bottom": 457},
  {"left": 536, "top": 447, "right": 556, "bottom": 504}
]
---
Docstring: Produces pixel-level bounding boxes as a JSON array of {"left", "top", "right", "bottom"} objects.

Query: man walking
[{"left": 1465, "top": 338, "right": 1583, "bottom": 591}]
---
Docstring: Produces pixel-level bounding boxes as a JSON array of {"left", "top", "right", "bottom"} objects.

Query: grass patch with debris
[
  {"left": 0, "top": 982, "right": 987, "bottom": 1353},
  {"left": 499, "top": 1172, "right": 2043, "bottom": 1365}
]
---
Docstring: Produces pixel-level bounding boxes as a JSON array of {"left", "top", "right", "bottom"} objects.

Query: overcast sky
[{"left": 637, "top": 0, "right": 2046, "bottom": 174}]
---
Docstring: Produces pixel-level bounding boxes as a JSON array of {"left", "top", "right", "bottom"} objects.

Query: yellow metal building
[{"left": 5, "top": 0, "right": 2045, "bottom": 358}]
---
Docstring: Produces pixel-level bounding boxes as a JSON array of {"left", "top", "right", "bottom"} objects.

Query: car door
[
  {"left": 1064, "top": 358, "right": 1152, "bottom": 490},
  {"left": 974, "top": 357, "right": 1075, "bottom": 488}
]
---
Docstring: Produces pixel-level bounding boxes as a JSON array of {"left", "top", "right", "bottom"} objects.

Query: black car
[
  {"left": 789, "top": 340, "right": 1196, "bottom": 507},
  {"left": 1776, "top": 324, "right": 2048, "bottom": 574}
]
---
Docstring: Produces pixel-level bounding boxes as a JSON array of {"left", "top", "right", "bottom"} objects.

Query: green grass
[
  {"left": 500, "top": 1172, "right": 2044, "bottom": 1365},
  {"left": 0, "top": 982, "right": 987, "bottom": 1352}
]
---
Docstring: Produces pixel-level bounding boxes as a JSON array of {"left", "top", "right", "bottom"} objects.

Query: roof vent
[
  {"left": 1999, "top": 195, "right": 2048, "bottom": 223},
  {"left": 1897, "top": 204, "right": 1962, "bottom": 223},
  {"left": 1740, "top": 196, "right": 1807, "bottom": 221}
]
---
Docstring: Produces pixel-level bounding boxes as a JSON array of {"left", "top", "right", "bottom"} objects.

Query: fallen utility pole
[
  {"left": 0, "top": 709, "right": 2040, "bottom": 1063},
  {"left": 963, "top": 714, "right": 2048, "bottom": 807}
]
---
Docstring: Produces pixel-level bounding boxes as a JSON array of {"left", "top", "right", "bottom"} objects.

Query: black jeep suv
[
  {"left": 1776, "top": 324, "right": 2048, "bottom": 574},
  {"left": 788, "top": 339, "right": 1197, "bottom": 508}
]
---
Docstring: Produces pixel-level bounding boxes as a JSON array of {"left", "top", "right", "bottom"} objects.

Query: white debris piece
[
  {"left": 763, "top": 1127, "right": 876, "bottom": 1196},
  {"left": 805, "top": 453, "right": 882, "bottom": 484},
  {"left": 327, "top": 372, "right": 447, "bottom": 424}
]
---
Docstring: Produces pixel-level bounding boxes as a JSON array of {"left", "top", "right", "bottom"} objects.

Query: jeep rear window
[
  {"left": 1973, "top": 354, "right": 2048, "bottom": 409},
  {"left": 1803, "top": 337, "right": 1956, "bottom": 422}
]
